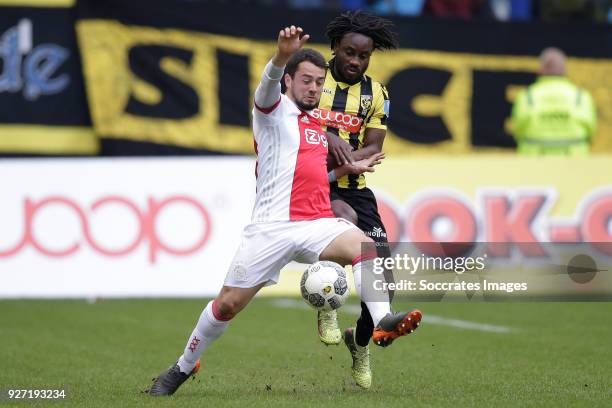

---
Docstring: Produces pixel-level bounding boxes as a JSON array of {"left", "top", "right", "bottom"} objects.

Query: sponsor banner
[
  {"left": 0, "top": 2, "right": 96, "bottom": 154},
  {"left": 368, "top": 156, "right": 612, "bottom": 244},
  {"left": 75, "top": 0, "right": 612, "bottom": 154},
  {"left": 1, "top": 156, "right": 610, "bottom": 298},
  {"left": 284, "top": 155, "right": 612, "bottom": 297},
  {"left": 0, "top": 158, "right": 255, "bottom": 297}
]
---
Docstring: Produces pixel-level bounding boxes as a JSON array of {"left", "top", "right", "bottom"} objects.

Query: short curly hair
[{"left": 326, "top": 10, "right": 399, "bottom": 51}]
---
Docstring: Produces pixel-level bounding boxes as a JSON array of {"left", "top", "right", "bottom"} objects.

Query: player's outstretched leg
[
  {"left": 318, "top": 310, "right": 341, "bottom": 345},
  {"left": 343, "top": 327, "right": 371, "bottom": 389},
  {"left": 319, "top": 228, "right": 424, "bottom": 388},
  {"left": 319, "top": 228, "right": 423, "bottom": 350},
  {"left": 372, "top": 309, "right": 423, "bottom": 347},
  {"left": 149, "top": 284, "right": 263, "bottom": 396}
]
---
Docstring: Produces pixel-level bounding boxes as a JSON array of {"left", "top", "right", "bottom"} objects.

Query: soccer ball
[{"left": 300, "top": 261, "right": 349, "bottom": 311}]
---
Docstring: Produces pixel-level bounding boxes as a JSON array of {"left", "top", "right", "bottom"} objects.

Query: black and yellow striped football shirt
[{"left": 314, "top": 63, "right": 389, "bottom": 189}]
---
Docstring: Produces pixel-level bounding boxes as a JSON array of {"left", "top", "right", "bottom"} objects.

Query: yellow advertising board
[{"left": 77, "top": 21, "right": 612, "bottom": 154}]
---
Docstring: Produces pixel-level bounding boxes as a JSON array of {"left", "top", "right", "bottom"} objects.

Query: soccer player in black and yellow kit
[{"left": 315, "top": 11, "right": 422, "bottom": 389}]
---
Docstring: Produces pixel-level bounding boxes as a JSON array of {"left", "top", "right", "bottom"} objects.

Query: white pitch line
[
  {"left": 423, "top": 315, "right": 514, "bottom": 333},
  {"left": 271, "top": 298, "right": 515, "bottom": 333}
]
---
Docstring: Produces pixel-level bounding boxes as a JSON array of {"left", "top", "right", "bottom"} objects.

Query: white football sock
[
  {"left": 352, "top": 257, "right": 390, "bottom": 327},
  {"left": 177, "top": 300, "right": 230, "bottom": 374}
]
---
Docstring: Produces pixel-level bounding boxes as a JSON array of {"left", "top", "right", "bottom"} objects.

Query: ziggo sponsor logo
[
  {"left": 376, "top": 188, "right": 612, "bottom": 256},
  {"left": 0, "top": 195, "right": 211, "bottom": 263},
  {"left": 311, "top": 108, "right": 363, "bottom": 133}
]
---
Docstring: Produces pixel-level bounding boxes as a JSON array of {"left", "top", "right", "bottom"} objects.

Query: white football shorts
[{"left": 223, "top": 217, "right": 358, "bottom": 288}]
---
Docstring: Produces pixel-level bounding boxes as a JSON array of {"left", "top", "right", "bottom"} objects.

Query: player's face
[
  {"left": 333, "top": 32, "right": 373, "bottom": 83},
  {"left": 285, "top": 61, "right": 326, "bottom": 111}
]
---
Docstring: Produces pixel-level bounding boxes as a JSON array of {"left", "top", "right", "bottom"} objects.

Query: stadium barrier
[
  {"left": 1, "top": 156, "right": 610, "bottom": 298},
  {"left": 75, "top": 0, "right": 612, "bottom": 154},
  {"left": 2, "top": 1, "right": 611, "bottom": 155},
  {"left": 0, "top": 1, "right": 95, "bottom": 155}
]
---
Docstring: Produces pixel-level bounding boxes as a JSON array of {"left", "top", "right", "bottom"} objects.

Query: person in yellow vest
[{"left": 511, "top": 47, "right": 597, "bottom": 155}]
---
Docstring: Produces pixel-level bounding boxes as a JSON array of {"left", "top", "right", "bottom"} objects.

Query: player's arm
[
  {"left": 326, "top": 127, "right": 384, "bottom": 167},
  {"left": 330, "top": 152, "right": 385, "bottom": 181},
  {"left": 348, "top": 83, "right": 388, "bottom": 161},
  {"left": 254, "top": 26, "right": 309, "bottom": 111},
  {"left": 327, "top": 131, "right": 354, "bottom": 165},
  {"left": 350, "top": 128, "right": 385, "bottom": 161}
]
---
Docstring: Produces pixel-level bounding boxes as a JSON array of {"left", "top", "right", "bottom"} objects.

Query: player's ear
[{"left": 283, "top": 73, "right": 292, "bottom": 90}]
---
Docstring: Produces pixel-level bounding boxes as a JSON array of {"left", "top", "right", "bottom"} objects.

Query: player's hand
[
  {"left": 327, "top": 132, "right": 354, "bottom": 166},
  {"left": 344, "top": 152, "right": 385, "bottom": 175},
  {"left": 277, "top": 25, "right": 310, "bottom": 60}
]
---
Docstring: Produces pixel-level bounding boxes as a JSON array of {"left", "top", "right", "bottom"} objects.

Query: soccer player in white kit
[{"left": 149, "top": 26, "right": 421, "bottom": 396}]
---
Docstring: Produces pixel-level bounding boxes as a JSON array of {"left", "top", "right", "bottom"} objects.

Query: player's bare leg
[
  {"left": 330, "top": 199, "right": 358, "bottom": 225},
  {"left": 149, "top": 283, "right": 265, "bottom": 396}
]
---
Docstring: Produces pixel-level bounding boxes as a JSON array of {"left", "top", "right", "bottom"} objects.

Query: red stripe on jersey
[
  {"left": 289, "top": 112, "right": 334, "bottom": 221},
  {"left": 254, "top": 98, "right": 281, "bottom": 114}
]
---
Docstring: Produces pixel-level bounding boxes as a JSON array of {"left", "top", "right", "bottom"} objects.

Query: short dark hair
[
  {"left": 285, "top": 48, "right": 327, "bottom": 78},
  {"left": 326, "top": 11, "right": 398, "bottom": 51}
]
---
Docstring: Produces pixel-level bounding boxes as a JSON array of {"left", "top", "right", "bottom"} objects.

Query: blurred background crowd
[{"left": 198, "top": 0, "right": 612, "bottom": 22}]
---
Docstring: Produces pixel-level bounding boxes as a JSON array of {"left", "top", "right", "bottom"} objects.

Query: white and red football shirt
[{"left": 251, "top": 94, "right": 334, "bottom": 223}]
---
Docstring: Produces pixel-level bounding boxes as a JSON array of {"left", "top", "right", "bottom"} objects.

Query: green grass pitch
[{"left": 1, "top": 298, "right": 611, "bottom": 407}]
